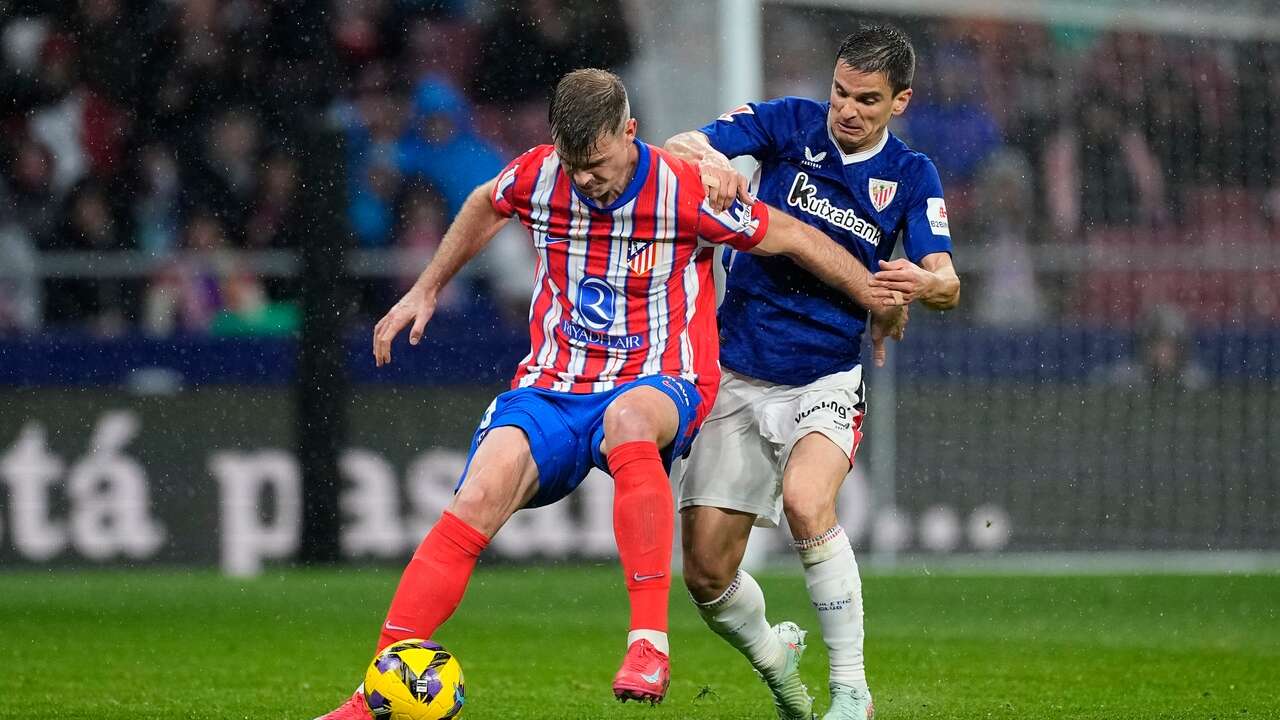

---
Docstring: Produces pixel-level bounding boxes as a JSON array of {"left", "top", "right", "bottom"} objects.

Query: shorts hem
[{"left": 677, "top": 495, "right": 780, "bottom": 528}]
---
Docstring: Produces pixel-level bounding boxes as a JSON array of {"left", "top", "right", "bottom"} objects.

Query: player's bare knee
[
  {"left": 601, "top": 402, "right": 659, "bottom": 453},
  {"left": 449, "top": 479, "right": 512, "bottom": 535},
  {"left": 682, "top": 550, "right": 735, "bottom": 603},
  {"left": 782, "top": 492, "right": 829, "bottom": 539}
]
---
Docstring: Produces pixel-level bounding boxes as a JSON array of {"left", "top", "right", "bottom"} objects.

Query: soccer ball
[{"left": 363, "top": 639, "right": 465, "bottom": 720}]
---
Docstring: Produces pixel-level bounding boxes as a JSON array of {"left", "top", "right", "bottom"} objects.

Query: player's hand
[
  {"left": 372, "top": 286, "right": 437, "bottom": 367},
  {"left": 869, "top": 304, "right": 908, "bottom": 367},
  {"left": 698, "top": 155, "right": 753, "bottom": 213},
  {"left": 869, "top": 258, "right": 936, "bottom": 307}
]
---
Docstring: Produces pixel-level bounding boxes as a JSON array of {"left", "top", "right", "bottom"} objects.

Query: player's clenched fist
[
  {"left": 372, "top": 286, "right": 437, "bottom": 367},
  {"left": 697, "top": 156, "right": 753, "bottom": 213}
]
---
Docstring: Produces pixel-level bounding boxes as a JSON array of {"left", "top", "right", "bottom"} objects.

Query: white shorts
[{"left": 678, "top": 366, "right": 866, "bottom": 528}]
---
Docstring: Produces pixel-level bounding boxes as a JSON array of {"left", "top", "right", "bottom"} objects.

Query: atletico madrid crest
[
  {"left": 868, "top": 178, "right": 898, "bottom": 212},
  {"left": 627, "top": 239, "right": 658, "bottom": 275}
]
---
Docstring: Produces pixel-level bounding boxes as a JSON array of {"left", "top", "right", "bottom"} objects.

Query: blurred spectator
[
  {"left": 1044, "top": 92, "right": 1168, "bottom": 235},
  {"left": 1, "top": 136, "right": 60, "bottom": 246},
  {"left": 471, "top": 0, "right": 633, "bottom": 105},
  {"left": 144, "top": 209, "right": 294, "bottom": 337},
  {"left": 902, "top": 44, "right": 1002, "bottom": 185},
  {"left": 336, "top": 62, "right": 409, "bottom": 240},
  {"left": 969, "top": 149, "right": 1046, "bottom": 328},
  {"left": 329, "top": 0, "right": 393, "bottom": 70},
  {"left": 66, "top": 0, "right": 143, "bottom": 107},
  {"left": 398, "top": 75, "right": 504, "bottom": 218},
  {"left": 350, "top": 146, "right": 404, "bottom": 249},
  {"left": 979, "top": 23, "right": 1059, "bottom": 216},
  {"left": 762, "top": 8, "right": 834, "bottom": 100},
  {"left": 398, "top": 182, "right": 448, "bottom": 261},
  {"left": 26, "top": 31, "right": 128, "bottom": 191},
  {"left": 395, "top": 182, "right": 460, "bottom": 306},
  {"left": 400, "top": 13, "right": 479, "bottom": 91},
  {"left": 0, "top": 222, "right": 41, "bottom": 333},
  {"left": 184, "top": 108, "right": 261, "bottom": 241},
  {"left": 43, "top": 180, "right": 132, "bottom": 333},
  {"left": 470, "top": 0, "right": 633, "bottom": 150},
  {"left": 132, "top": 142, "right": 183, "bottom": 257},
  {"left": 245, "top": 149, "right": 301, "bottom": 250},
  {"left": 1100, "top": 305, "right": 1209, "bottom": 390}
]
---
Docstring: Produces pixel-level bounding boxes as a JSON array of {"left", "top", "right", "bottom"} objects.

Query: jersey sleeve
[
  {"left": 489, "top": 145, "right": 551, "bottom": 219},
  {"left": 902, "top": 157, "right": 954, "bottom": 263},
  {"left": 697, "top": 97, "right": 796, "bottom": 161},
  {"left": 696, "top": 197, "right": 770, "bottom": 252}
]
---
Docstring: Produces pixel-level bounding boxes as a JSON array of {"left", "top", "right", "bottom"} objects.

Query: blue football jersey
[{"left": 700, "top": 96, "right": 954, "bottom": 385}]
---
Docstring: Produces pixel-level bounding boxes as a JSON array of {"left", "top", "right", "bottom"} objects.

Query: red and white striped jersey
[{"left": 489, "top": 140, "right": 769, "bottom": 404}]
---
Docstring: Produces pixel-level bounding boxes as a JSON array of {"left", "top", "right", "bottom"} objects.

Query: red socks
[
  {"left": 608, "top": 440, "right": 674, "bottom": 634},
  {"left": 378, "top": 443, "right": 672, "bottom": 649},
  {"left": 378, "top": 511, "right": 489, "bottom": 651}
]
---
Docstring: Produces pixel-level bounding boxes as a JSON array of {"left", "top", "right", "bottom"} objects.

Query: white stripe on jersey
[
  {"left": 514, "top": 253, "right": 546, "bottom": 372},
  {"left": 641, "top": 161, "right": 678, "bottom": 377},
  {"left": 678, "top": 246, "right": 702, "bottom": 385},
  {"left": 554, "top": 191, "right": 594, "bottom": 392},
  {"left": 592, "top": 196, "right": 637, "bottom": 393},
  {"left": 495, "top": 164, "right": 519, "bottom": 202},
  {"left": 520, "top": 153, "right": 564, "bottom": 387}
]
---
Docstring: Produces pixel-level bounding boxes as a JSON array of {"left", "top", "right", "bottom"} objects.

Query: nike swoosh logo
[
  {"left": 633, "top": 572, "right": 666, "bottom": 582},
  {"left": 384, "top": 622, "right": 415, "bottom": 633},
  {"left": 640, "top": 669, "right": 662, "bottom": 684},
  {"left": 545, "top": 236, "right": 571, "bottom": 245}
]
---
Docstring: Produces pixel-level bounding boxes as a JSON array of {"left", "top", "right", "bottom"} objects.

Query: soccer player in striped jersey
[
  {"left": 665, "top": 24, "right": 960, "bottom": 720},
  {"left": 315, "top": 68, "right": 904, "bottom": 719}
]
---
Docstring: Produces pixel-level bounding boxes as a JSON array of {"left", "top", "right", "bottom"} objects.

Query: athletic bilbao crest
[
  {"left": 627, "top": 239, "right": 657, "bottom": 275},
  {"left": 868, "top": 178, "right": 898, "bottom": 212}
]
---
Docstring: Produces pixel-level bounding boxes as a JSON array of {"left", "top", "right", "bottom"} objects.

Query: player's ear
[
  {"left": 623, "top": 117, "right": 638, "bottom": 141},
  {"left": 891, "top": 88, "right": 913, "bottom": 116}
]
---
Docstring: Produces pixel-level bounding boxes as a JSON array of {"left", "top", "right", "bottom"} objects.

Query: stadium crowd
[
  {"left": 765, "top": 6, "right": 1280, "bottom": 328},
  {"left": 1, "top": 0, "right": 1277, "bottom": 336},
  {"left": 0, "top": 0, "right": 630, "bottom": 336}
]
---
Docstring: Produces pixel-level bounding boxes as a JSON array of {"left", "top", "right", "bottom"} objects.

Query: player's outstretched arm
[
  {"left": 748, "top": 207, "right": 906, "bottom": 365},
  {"left": 372, "top": 179, "right": 508, "bottom": 366},
  {"left": 869, "top": 252, "right": 960, "bottom": 311},
  {"left": 664, "top": 131, "right": 752, "bottom": 213},
  {"left": 748, "top": 206, "right": 881, "bottom": 311}
]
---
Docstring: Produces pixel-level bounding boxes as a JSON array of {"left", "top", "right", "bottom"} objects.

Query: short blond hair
[{"left": 548, "top": 68, "right": 630, "bottom": 166}]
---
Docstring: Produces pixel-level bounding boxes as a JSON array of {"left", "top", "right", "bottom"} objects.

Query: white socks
[
  {"left": 693, "top": 570, "right": 787, "bottom": 678},
  {"left": 796, "top": 525, "right": 866, "bottom": 690},
  {"left": 627, "top": 629, "right": 670, "bottom": 655}
]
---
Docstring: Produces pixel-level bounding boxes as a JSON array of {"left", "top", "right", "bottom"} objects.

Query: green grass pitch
[{"left": 0, "top": 566, "right": 1275, "bottom": 719}]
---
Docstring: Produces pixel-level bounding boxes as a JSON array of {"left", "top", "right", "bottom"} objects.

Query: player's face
[
  {"left": 559, "top": 118, "right": 639, "bottom": 204},
  {"left": 828, "top": 64, "right": 912, "bottom": 153}
]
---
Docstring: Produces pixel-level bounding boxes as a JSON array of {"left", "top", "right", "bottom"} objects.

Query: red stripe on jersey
[
  {"left": 576, "top": 203, "right": 616, "bottom": 386},
  {"left": 531, "top": 171, "right": 579, "bottom": 391},
  {"left": 684, "top": 260, "right": 722, "bottom": 422},
  {"left": 617, "top": 158, "right": 660, "bottom": 383}
]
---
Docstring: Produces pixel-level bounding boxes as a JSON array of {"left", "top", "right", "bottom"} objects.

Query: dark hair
[
  {"left": 548, "top": 68, "right": 630, "bottom": 166},
  {"left": 836, "top": 23, "right": 916, "bottom": 94}
]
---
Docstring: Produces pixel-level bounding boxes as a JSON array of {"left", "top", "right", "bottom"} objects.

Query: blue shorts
[{"left": 457, "top": 375, "right": 704, "bottom": 508}]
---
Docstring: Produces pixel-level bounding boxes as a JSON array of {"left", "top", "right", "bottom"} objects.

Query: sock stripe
[
  {"left": 696, "top": 570, "right": 742, "bottom": 611},
  {"left": 794, "top": 525, "right": 845, "bottom": 551}
]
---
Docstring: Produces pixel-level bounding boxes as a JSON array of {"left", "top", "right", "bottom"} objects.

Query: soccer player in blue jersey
[{"left": 665, "top": 24, "right": 960, "bottom": 720}]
